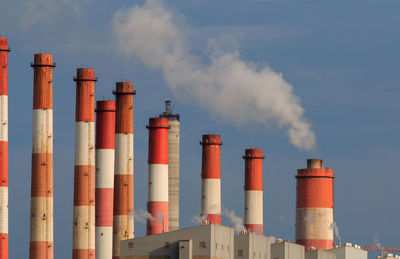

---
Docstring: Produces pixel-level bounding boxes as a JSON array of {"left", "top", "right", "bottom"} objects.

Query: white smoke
[
  {"left": 373, "top": 236, "right": 383, "bottom": 250},
  {"left": 112, "top": 0, "right": 316, "bottom": 151},
  {"left": 330, "top": 222, "right": 341, "bottom": 246},
  {"left": 134, "top": 209, "right": 155, "bottom": 223},
  {"left": 222, "top": 209, "right": 246, "bottom": 234},
  {"left": 191, "top": 214, "right": 208, "bottom": 224}
]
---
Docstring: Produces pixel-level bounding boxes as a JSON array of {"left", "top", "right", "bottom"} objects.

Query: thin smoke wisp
[
  {"left": 330, "top": 222, "right": 341, "bottom": 245},
  {"left": 134, "top": 209, "right": 156, "bottom": 223},
  {"left": 113, "top": 0, "right": 316, "bottom": 151},
  {"left": 222, "top": 209, "right": 246, "bottom": 234},
  {"left": 191, "top": 214, "right": 208, "bottom": 224}
]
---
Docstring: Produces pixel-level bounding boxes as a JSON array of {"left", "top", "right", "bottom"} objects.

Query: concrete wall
[
  {"left": 120, "top": 224, "right": 234, "bottom": 259},
  {"left": 327, "top": 246, "right": 367, "bottom": 259},
  {"left": 271, "top": 242, "right": 305, "bottom": 259},
  {"left": 306, "top": 250, "right": 336, "bottom": 259},
  {"left": 234, "top": 232, "right": 272, "bottom": 259}
]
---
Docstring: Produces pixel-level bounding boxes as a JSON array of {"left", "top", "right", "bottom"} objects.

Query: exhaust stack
[
  {"left": 243, "top": 148, "right": 265, "bottom": 235},
  {"left": 113, "top": 82, "right": 135, "bottom": 258},
  {"left": 95, "top": 100, "right": 116, "bottom": 259},
  {"left": 296, "top": 159, "right": 335, "bottom": 250},
  {"left": 29, "top": 53, "right": 55, "bottom": 259},
  {"left": 159, "top": 100, "right": 180, "bottom": 231},
  {"left": 146, "top": 117, "right": 169, "bottom": 235},
  {"left": 72, "top": 68, "right": 97, "bottom": 258},
  {"left": 200, "top": 134, "right": 222, "bottom": 225},
  {"left": 0, "top": 37, "right": 10, "bottom": 259}
]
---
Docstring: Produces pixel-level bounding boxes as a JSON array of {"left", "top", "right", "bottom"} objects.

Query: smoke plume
[
  {"left": 112, "top": 0, "right": 316, "bottom": 151},
  {"left": 134, "top": 209, "right": 155, "bottom": 223},
  {"left": 222, "top": 209, "right": 246, "bottom": 234},
  {"left": 191, "top": 214, "right": 208, "bottom": 225},
  {"left": 373, "top": 236, "right": 383, "bottom": 250},
  {"left": 330, "top": 222, "right": 341, "bottom": 245}
]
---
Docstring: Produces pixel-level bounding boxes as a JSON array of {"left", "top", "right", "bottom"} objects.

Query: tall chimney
[
  {"left": 95, "top": 100, "right": 116, "bottom": 259},
  {"left": 159, "top": 100, "right": 180, "bottom": 231},
  {"left": 146, "top": 117, "right": 169, "bottom": 235},
  {"left": 0, "top": 37, "right": 10, "bottom": 259},
  {"left": 72, "top": 68, "right": 97, "bottom": 258},
  {"left": 296, "top": 159, "right": 335, "bottom": 250},
  {"left": 243, "top": 148, "right": 265, "bottom": 235},
  {"left": 200, "top": 134, "right": 222, "bottom": 225},
  {"left": 113, "top": 82, "right": 135, "bottom": 258},
  {"left": 29, "top": 54, "right": 55, "bottom": 259}
]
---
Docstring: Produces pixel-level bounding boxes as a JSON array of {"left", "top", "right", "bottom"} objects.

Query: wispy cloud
[{"left": 16, "top": 0, "right": 92, "bottom": 30}]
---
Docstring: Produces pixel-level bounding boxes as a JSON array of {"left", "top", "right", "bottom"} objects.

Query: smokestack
[
  {"left": 29, "top": 54, "right": 55, "bottom": 259},
  {"left": 296, "top": 159, "right": 335, "bottom": 250},
  {"left": 159, "top": 100, "right": 180, "bottom": 231},
  {"left": 113, "top": 82, "right": 135, "bottom": 258},
  {"left": 243, "top": 148, "right": 265, "bottom": 235},
  {"left": 72, "top": 68, "right": 97, "bottom": 258},
  {"left": 146, "top": 117, "right": 169, "bottom": 235},
  {"left": 0, "top": 37, "right": 10, "bottom": 259},
  {"left": 200, "top": 134, "right": 222, "bottom": 225},
  {"left": 95, "top": 100, "right": 116, "bottom": 259}
]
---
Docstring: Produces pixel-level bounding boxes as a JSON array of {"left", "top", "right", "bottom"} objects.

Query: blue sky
[{"left": 1, "top": 0, "right": 400, "bottom": 258}]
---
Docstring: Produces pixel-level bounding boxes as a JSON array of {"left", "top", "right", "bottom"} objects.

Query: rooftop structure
[
  {"left": 234, "top": 231, "right": 272, "bottom": 259},
  {"left": 306, "top": 249, "right": 336, "bottom": 259},
  {"left": 120, "top": 224, "right": 234, "bottom": 259},
  {"left": 271, "top": 241, "right": 305, "bottom": 259},
  {"left": 327, "top": 244, "right": 367, "bottom": 259}
]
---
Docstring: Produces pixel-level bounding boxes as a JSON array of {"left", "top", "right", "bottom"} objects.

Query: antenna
[{"left": 171, "top": 100, "right": 177, "bottom": 113}]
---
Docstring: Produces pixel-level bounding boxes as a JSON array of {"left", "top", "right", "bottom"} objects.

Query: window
[
  {"left": 222, "top": 244, "right": 224, "bottom": 251},
  {"left": 199, "top": 242, "right": 206, "bottom": 248},
  {"left": 238, "top": 250, "right": 244, "bottom": 257},
  {"left": 128, "top": 242, "right": 134, "bottom": 249},
  {"left": 216, "top": 243, "right": 218, "bottom": 250},
  {"left": 165, "top": 242, "right": 170, "bottom": 248}
]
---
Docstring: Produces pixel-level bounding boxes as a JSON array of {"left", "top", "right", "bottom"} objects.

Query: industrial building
[
  {"left": 377, "top": 255, "right": 400, "bottom": 259},
  {"left": 120, "top": 224, "right": 235, "bottom": 259},
  {"left": 119, "top": 224, "right": 369, "bottom": 259},
  {"left": 235, "top": 231, "right": 272, "bottom": 259},
  {"left": 0, "top": 36, "right": 396, "bottom": 259}
]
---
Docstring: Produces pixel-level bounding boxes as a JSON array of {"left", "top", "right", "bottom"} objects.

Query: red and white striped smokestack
[
  {"left": 146, "top": 117, "right": 169, "bottom": 235},
  {"left": 113, "top": 82, "right": 135, "bottom": 258},
  {"left": 95, "top": 100, "right": 116, "bottom": 259},
  {"left": 200, "top": 134, "right": 222, "bottom": 225},
  {"left": 0, "top": 37, "right": 10, "bottom": 259},
  {"left": 296, "top": 159, "right": 335, "bottom": 250},
  {"left": 243, "top": 148, "right": 265, "bottom": 235},
  {"left": 29, "top": 54, "right": 55, "bottom": 259},
  {"left": 72, "top": 68, "right": 97, "bottom": 258}
]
